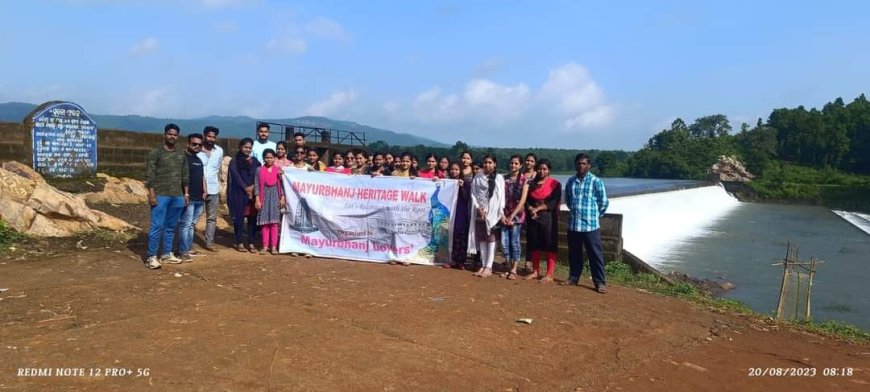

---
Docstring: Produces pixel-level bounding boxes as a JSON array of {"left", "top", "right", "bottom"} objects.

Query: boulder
[
  {"left": 219, "top": 155, "right": 231, "bottom": 202},
  {"left": 1, "top": 161, "right": 45, "bottom": 183},
  {"left": 708, "top": 156, "right": 754, "bottom": 183},
  {"left": 0, "top": 166, "right": 38, "bottom": 204},
  {"left": 0, "top": 164, "right": 137, "bottom": 237},
  {"left": 194, "top": 212, "right": 232, "bottom": 232},
  {"left": 78, "top": 173, "right": 148, "bottom": 204}
]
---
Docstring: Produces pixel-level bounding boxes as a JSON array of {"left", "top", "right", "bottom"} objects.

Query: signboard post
[{"left": 29, "top": 101, "right": 98, "bottom": 178}]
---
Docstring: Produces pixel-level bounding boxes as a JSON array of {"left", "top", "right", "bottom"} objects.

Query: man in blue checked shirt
[{"left": 563, "top": 153, "right": 610, "bottom": 293}]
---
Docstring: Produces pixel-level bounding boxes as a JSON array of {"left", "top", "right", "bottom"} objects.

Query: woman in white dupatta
[{"left": 468, "top": 154, "right": 506, "bottom": 278}]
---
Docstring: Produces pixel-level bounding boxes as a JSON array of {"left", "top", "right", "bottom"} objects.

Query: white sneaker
[
  {"left": 145, "top": 256, "right": 162, "bottom": 270},
  {"left": 160, "top": 253, "right": 182, "bottom": 264}
]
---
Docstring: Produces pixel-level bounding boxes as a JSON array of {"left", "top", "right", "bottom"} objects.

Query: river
[{"left": 552, "top": 175, "right": 870, "bottom": 329}]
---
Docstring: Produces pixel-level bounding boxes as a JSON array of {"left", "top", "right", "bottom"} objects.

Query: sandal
[
  {"left": 506, "top": 272, "right": 518, "bottom": 280},
  {"left": 234, "top": 243, "right": 246, "bottom": 253},
  {"left": 540, "top": 276, "right": 554, "bottom": 284}
]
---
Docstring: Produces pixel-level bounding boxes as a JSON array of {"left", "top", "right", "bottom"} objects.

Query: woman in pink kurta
[{"left": 254, "top": 149, "right": 285, "bottom": 254}]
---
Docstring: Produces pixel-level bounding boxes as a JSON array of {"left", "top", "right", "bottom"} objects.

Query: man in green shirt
[{"left": 144, "top": 123, "right": 189, "bottom": 269}]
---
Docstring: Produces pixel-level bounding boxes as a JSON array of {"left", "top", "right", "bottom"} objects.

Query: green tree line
[
  {"left": 366, "top": 140, "right": 630, "bottom": 175},
  {"left": 624, "top": 94, "right": 870, "bottom": 179}
]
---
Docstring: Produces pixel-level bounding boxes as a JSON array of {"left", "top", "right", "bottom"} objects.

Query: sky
[{"left": 1, "top": 0, "right": 869, "bottom": 150}]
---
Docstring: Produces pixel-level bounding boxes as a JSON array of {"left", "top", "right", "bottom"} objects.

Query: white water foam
[
  {"left": 831, "top": 210, "right": 870, "bottom": 236},
  {"left": 605, "top": 184, "right": 741, "bottom": 267}
]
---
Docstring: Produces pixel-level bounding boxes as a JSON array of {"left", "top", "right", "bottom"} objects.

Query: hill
[{"left": 0, "top": 102, "right": 447, "bottom": 147}]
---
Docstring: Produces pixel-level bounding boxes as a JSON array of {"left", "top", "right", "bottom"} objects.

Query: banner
[{"left": 279, "top": 170, "right": 459, "bottom": 265}]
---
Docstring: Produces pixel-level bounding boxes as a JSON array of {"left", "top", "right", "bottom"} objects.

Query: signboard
[
  {"left": 30, "top": 102, "right": 97, "bottom": 177},
  {"left": 279, "top": 170, "right": 459, "bottom": 265}
]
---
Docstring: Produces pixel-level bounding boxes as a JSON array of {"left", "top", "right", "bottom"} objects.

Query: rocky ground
[{"left": 0, "top": 203, "right": 868, "bottom": 391}]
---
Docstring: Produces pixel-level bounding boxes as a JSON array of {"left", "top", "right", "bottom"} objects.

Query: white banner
[{"left": 279, "top": 170, "right": 459, "bottom": 265}]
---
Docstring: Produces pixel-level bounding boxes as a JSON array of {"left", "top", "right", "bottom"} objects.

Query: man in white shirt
[
  {"left": 197, "top": 126, "right": 224, "bottom": 252},
  {"left": 251, "top": 123, "right": 276, "bottom": 164}
]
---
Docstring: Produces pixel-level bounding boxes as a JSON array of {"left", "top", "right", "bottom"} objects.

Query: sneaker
[
  {"left": 144, "top": 256, "right": 162, "bottom": 270},
  {"left": 203, "top": 244, "right": 219, "bottom": 253},
  {"left": 160, "top": 253, "right": 183, "bottom": 264},
  {"left": 596, "top": 284, "right": 607, "bottom": 294},
  {"left": 179, "top": 253, "right": 193, "bottom": 263}
]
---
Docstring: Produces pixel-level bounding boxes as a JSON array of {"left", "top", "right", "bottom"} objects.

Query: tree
[
  {"left": 689, "top": 114, "right": 732, "bottom": 139},
  {"left": 450, "top": 141, "right": 470, "bottom": 156},
  {"left": 367, "top": 140, "right": 391, "bottom": 152}
]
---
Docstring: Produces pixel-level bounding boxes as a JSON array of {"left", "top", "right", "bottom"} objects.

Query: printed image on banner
[{"left": 280, "top": 170, "right": 458, "bottom": 265}]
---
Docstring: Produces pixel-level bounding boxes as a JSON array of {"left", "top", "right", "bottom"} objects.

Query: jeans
[
  {"left": 567, "top": 230, "right": 606, "bottom": 287},
  {"left": 147, "top": 195, "right": 185, "bottom": 257},
  {"left": 178, "top": 200, "right": 205, "bottom": 254},
  {"left": 500, "top": 224, "right": 523, "bottom": 262},
  {"left": 203, "top": 194, "right": 220, "bottom": 246}
]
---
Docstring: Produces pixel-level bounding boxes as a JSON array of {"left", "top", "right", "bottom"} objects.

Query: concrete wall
[
  {"left": 554, "top": 212, "right": 623, "bottom": 264},
  {"left": 0, "top": 122, "right": 341, "bottom": 179},
  {"left": 0, "top": 122, "right": 247, "bottom": 179},
  {"left": 0, "top": 122, "right": 31, "bottom": 165}
]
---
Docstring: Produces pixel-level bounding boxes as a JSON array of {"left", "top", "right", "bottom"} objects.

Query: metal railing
[{"left": 256, "top": 121, "right": 367, "bottom": 147}]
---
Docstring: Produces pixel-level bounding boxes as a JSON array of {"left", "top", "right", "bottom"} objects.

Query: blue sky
[{"left": 1, "top": 0, "right": 868, "bottom": 149}]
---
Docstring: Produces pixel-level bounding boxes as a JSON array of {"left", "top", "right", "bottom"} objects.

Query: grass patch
[
  {"left": 0, "top": 219, "right": 24, "bottom": 251},
  {"left": 749, "top": 163, "right": 870, "bottom": 212},
  {"left": 792, "top": 320, "right": 870, "bottom": 343},
  {"left": 74, "top": 228, "right": 135, "bottom": 246},
  {"left": 601, "top": 260, "right": 866, "bottom": 342}
]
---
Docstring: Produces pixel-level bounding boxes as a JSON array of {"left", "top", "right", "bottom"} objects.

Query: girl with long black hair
[
  {"left": 468, "top": 154, "right": 505, "bottom": 278},
  {"left": 524, "top": 159, "right": 562, "bottom": 283}
]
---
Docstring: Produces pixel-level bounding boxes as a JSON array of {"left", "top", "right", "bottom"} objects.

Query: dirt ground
[{"left": 1, "top": 206, "right": 868, "bottom": 391}]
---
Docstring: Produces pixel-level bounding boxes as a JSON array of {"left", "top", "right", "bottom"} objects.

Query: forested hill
[
  {"left": 0, "top": 102, "right": 447, "bottom": 148},
  {"left": 619, "top": 94, "right": 870, "bottom": 211},
  {"left": 622, "top": 94, "right": 870, "bottom": 179}
]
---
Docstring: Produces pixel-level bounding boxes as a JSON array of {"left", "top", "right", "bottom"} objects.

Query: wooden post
[
  {"left": 794, "top": 267, "right": 802, "bottom": 320},
  {"left": 804, "top": 257, "right": 816, "bottom": 321},
  {"left": 775, "top": 243, "right": 791, "bottom": 319}
]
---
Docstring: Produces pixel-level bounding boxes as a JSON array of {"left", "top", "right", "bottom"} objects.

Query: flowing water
[{"left": 552, "top": 176, "right": 870, "bottom": 329}]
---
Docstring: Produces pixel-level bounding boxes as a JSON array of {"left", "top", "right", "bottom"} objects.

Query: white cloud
[
  {"left": 305, "top": 90, "right": 358, "bottom": 116},
  {"left": 539, "top": 62, "right": 615, "bottom": 130},
  {"left": 412, "top": 87, "right": 460, "bottom": 122},
  {"left": 128, "top": 37, "right": 159, "bottom": 56},
  {"left": 351, "top": 62, "right": 619, "bottom": 147},
  {"left": 409, "top": 79, "right": 529, "bottom": 125},
  {"left": 266, "top": 37, "right": 307, "bottom": 55},
  {"left": 463, "top": 79, "right": 530, "bottom": 116},
  {"left": 126, "top": 87, "right": 174, "bottom": 117},
  {"left": 305, "top": 17, "right": 351, "bottom": 43}
]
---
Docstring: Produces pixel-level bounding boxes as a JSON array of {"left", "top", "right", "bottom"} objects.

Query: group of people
[{"left": 145, "top": 123, "right": 611, "bottom": 294}]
